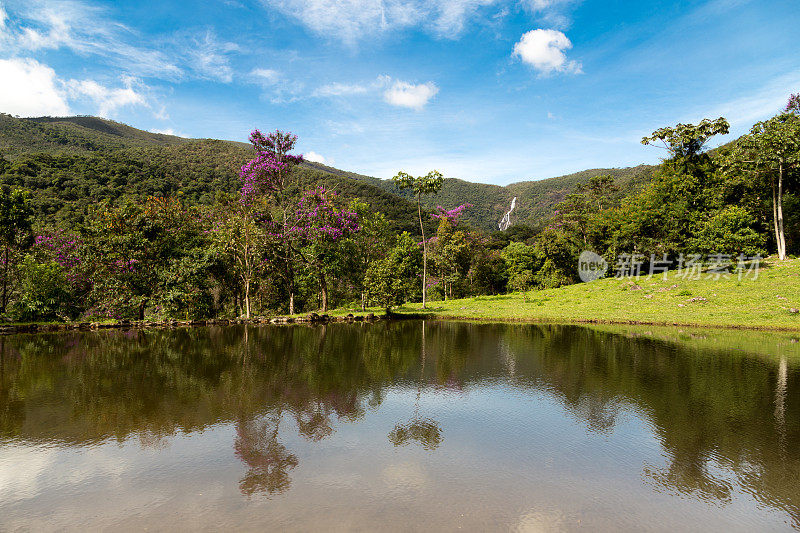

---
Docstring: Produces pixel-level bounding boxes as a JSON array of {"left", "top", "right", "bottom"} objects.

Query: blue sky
[{"left": 0, "top": 0, "right": 798, "bottom": 185}]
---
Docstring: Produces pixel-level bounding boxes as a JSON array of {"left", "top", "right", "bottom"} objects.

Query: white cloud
[
  {"left": 384, "top": 80, "right": 439, "bottom": 110},
  {"left": 5, "top": 0, "right": 181, "bottom": 78},
  {"left": 248, "top": 68, "right": 305, "bottom": 104},
  {"left": 0, "top": 58, "right": 70, "bottom": 116},
  {"left": 263, "top": 0, "right": 498, "bottom": 44},
  {"left": 522, "top": 0, "right": 576, "bottom": 28},
  {"left": 251, "top": 68, "right": 281, "bottom": 85},
  {"left": 513, "top": 29, "right": 582, "bottom": 75},
  {"left": 304, "top": 150, "right": 332, "bottom": 165},
  {"left": 66, "top": 75, "right": 148, "bottom": 117},
  {"left": 313, "top": 82, "right": 370, "bottom": 97},
  {"left": 312, "top": 75, "right": 439, "bottom": 109},
  {"left": 2, "top": 1, "right": 246, "bottom": 83},
  {"left": 149, "top": 128, "right": 189, "bottom": 137},
  {"left": 0, "top": 56, "right": 154, "bottom": 118},
  {"left": 187, "top": 30, "right": 239, "bottom": 83}
]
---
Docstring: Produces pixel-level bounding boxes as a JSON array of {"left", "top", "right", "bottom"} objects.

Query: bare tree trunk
[
  {"left": 318, "top": 267, "right": 328, "bottom": 312},
  {"left": 289, "top": 285, "right": 295, "bottom": 315},
  {"left": 1, "top": 246, "right": 7, "bottom": 313},
  {"left": 772, "top": 175, "right": 781, "bottom": 258},
  {"left": 418, "top": 194, "right": 427, "bottom": 309},
  {"left": 777, "top": 162, "right": 787, "bottom": 260},
  {"left": 244, "top": 278, "right": 251, "bottom": 319},
  {"left": 361, "top": 291, "right": 366, "bottom": 311}
]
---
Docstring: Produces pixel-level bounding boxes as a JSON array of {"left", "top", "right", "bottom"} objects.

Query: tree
[
  {"left": 346, "top": 200, "right": 392, "bottom": 310},
  {"left": 642, "top": 118, "right": 730, "bottom": 162},
  {"left": 727, "top": 103, "right": 800, "bottom": 260},
  {"left": 391, "top": 170, "right": 444, "bottom": 308},
  {"left": 622, "top": 118, "right": 733, "bottom": 258},
  {"left": 9, "top": 256, "right": 72, "bottom": 322},
  {"left": 690, "top": 205, "right": 765, "bottom": 257},
  {"left": 430, "top": 205, "right": 473, "bottom": 300},
  {"left": 238, "top": 129, "right": 304, "bottom": 313},
  {"left": 285, "top": 187, "right": 359, "bottom": 312},
  {"left": 502, "top": 242, "right": 537, "bottom": 295},
  {"left": 0, "top": 188, "right": 33, "bottom": 312},
  {"left": 211, "top": 198, "right": 265, "bottom": 319},
  {"left": 531, "top": 226, "right": 580, "bottom": 289},
  {"left": 365, "top": 232, "right": 422, "bottom": 311}
]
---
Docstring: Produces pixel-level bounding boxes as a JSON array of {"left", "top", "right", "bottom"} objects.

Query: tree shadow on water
[
  {"left": 234, "top": 411, "right": 299, "bottom": 497},
  {"left": 388, "top": 321, "right": 443, "bottom": 451}
]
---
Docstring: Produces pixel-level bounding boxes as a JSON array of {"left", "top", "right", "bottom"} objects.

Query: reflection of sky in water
[
  {"left": 0, "top": 322, "right": 798, "bottom": 531},
  {"left": 1, "top": 384, "right": 794, "bottom": 531}
]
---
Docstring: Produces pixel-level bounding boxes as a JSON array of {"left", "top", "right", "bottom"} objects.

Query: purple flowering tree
[
  {"left": 236, "top": 129, "right": 304, "bottom": 315},
  {"left": 33, "top": 231, "right": 88, "bottom": 292},
  {"left": 285, "top": 187, "right": 359, "bottom": 312}
]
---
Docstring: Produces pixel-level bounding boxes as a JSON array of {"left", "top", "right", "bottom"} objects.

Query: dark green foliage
[
  {"left": 365, "top": 232, "right": 422, "bottom": 309},
  {"left": 690, "top": 206, "right": 766, "bottom": 257},
  {"left": 502, "top": 242, "right": 537, "bottom": 293},
  {"left": 0, "top": 187, "right": 33, "bottom": 312},
  {"left": 10, "top": 256, "right": 73, "bottom": 321}
]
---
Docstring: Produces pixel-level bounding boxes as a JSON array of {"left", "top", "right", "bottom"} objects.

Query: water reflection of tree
[
  {"left": 388, "top": 321, "right": 443, "bottom": 451},
  {"left": 234, "top": 409, "right": 298, "bottom": 497}
]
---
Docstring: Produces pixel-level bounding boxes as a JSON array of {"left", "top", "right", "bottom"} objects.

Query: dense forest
[{"left": 0, "top": 94, "right": 797, "bottom": 321}]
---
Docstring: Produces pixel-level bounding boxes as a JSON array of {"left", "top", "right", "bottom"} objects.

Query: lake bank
[
  {"left": 4, "top": 257, "right": 799, "bottom": 334},
  {"left": 332, "top": 257, "right": 800, "bottom": 331}
]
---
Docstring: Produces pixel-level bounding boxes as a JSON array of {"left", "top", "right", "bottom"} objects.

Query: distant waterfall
[{"left": 498, "top": 197, "right": 517, "bottom": 231}]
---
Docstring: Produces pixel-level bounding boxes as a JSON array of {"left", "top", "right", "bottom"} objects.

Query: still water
[{"left": 0, "top": 321, "right": 798, "bottom": 531}]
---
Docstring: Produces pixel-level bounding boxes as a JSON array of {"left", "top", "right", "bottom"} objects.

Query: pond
[{"left": 0, "top": 321, "right": 798, "bottom": 531}]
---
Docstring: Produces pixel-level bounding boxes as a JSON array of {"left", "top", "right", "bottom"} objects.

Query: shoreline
[{"left": 3, "top": 310, "right": 799, "bottom": 334}]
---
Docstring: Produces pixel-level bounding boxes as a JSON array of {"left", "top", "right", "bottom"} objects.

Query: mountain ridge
[{"left": 0, "top": 113, "right": 656, "bottom": 231}]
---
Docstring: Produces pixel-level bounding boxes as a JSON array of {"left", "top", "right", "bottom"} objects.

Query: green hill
[
  {"left": 301, "top": 159, "right": 655, "bottom": 231},
  {"left": 0, "top": 113, "right": 656, "bottom": 232}
]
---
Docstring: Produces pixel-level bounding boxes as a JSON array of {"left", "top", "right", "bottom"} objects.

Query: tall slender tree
[
  {"left": 727, "top": 99, "right": 800, "bottom": 260},
  {"left": 391, "top": 170, "right": 444, "bottom": 309}
]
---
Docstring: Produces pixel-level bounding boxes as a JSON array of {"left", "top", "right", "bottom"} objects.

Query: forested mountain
[
  {"left": 0, "top": 114, "right": 426, "bottom": 234},
  {"left": 302, "top": 154, "right": 655, "bottom": 231},
  {"left": 0, "top": 113, "right": 655, "bottom": 231}
]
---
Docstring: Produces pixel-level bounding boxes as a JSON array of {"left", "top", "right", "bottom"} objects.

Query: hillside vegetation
[
  {"left": 0, "top": 106, "right": 794, "bottom": 325},
  {"left": 0, "top": 113, "right": 655, "bottom": 231},
  {"left": 0, "top": 114, "right": 426, "bottom": 234}
]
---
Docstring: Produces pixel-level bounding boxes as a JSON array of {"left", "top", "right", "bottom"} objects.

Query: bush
[
  {"left": 10, "top": 255, "right": 73, "bottom": 321},
  {"left": 691, "top": 205, "right": 766, "bottom": 257}
]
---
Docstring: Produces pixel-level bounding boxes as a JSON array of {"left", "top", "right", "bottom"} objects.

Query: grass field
[{"left": 331, "top": 256, "right": 800, "bottom": 330}]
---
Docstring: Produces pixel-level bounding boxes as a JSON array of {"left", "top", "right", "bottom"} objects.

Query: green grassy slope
[{"left": 332, "top": 257, "right": 800, "bottom": 330}]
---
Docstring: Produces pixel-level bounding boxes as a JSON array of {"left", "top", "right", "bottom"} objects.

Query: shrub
[{"left": 10, "top": 255, "right": 73, "bottom": 321}]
